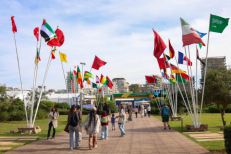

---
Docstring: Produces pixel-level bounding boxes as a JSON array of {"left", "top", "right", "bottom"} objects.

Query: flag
[
  {"left": 176, "top": 73, "right": 188, "bottom": 83},
  {"left": 178, "top": 51, "right": 192, "bottom": 66},
  {"left": 162, "top": 72, "right": 169, "bottom": 80},
  {"left": 210, "top": 14, "right": 229, "bottom": 33},
  {"left": 47, "top": 28, "right": 65, "bottom": 47},
  {"left": 100, "top": 74, "right": 107, "bottom": 85},
  {"left": 88, "top": 79, "right": 97, "bottom": 88},
  {"left": 169, "top": 74, "right": 176, "bottom": 85},
  {"left": 70, "top": 70, "right": 74, "bottom": 93},
  {"left": 92, "top": 82, "right": 98, "bottom": 88},
  {"left": 164, "top": 54, "right": 170, "bottom": 61},
  {"left": 59, "top": 52, "right": 67, "bottom": 63},
  {"left": 180, "top": 18, "right": 205, "bottom": 47},
  {"left": 96, "top": 75, "right": 100, "bottom": 83},
  {"left": 34, "top": 27, "right": 39, "bottom": 41},
  {"left": 40, "top": 19, "right": 57, "bottom": 42},
  {"left": 153, "top": 29, "right": 167, "bottom": 59},
  {"left": 197, "top": 49, "right": 205, "bottom": 67},
  {"left": 196, "top": 30, "right": 207, "bottom": 49},
  {"left": 51, "top": 47, "right": 56, "bottom": 59},
  {"left": 35, "top": 48, "right": 41, "bottom": 64},
  {"left": 170, "top": 64, "right": 186, "bottom": 74},
  {"left": 169, "top": 39, "right": 175, "bottom": 58},
  {"left": 92, "top": 56, "right": 107, "bottom": 70},
  {"left": 154, "top": 75, "right": 158, "bottom": 83},
  {"left": 11, "top": 16, "right": 17, "bottom": 33},
  {"left": 145, "top": 76, "right": 155, "bottom": 83},
  {"left": 73, "top": 66, "right": 77, "bottom": 75},
  {"left": 157, "top": 57, "right": 170, "bottom": 70},
  {"left": 77, "top": 66, "right": 84, "bottom": 89},
  {"left": 99, "top": 88, "right": 101, "bottom": 92},
  {"left": 106, "top": 76, "right": 113, "bottom": 89},
  {"left": 84, "top": 71, "right": 93, "bottom": 81}
]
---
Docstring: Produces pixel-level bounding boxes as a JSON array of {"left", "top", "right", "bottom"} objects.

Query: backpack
[
  {"left": 101, "top": 116, "right": 108, "bottom": 123},
  {"left": 163, "top": 107, "right": 169, "bottom": 116},
  {"left": 70, "top": 113, "right": 79, "bottom": 127}
]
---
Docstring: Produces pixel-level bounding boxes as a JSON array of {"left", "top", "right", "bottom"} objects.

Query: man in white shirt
[{"left": 147, "top": 105, "right": 151, "bottom": 117}]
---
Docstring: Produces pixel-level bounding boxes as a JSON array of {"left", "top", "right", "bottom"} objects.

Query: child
[
  {"left": 100, "top": 111, "right": 110, "bottom": 139},
  {"left": 111, "top": 114, "right": 116, "bottom": 131},
  {"left": 144, "top": 107, "right": 147, "bottom": 117}
]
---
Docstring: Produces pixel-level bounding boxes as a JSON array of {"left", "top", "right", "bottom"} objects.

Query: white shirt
[{"left": 147, "top": 106, "right": 151, "bottom": 111}]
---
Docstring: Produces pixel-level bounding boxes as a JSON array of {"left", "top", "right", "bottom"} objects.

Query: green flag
[
  {"left": 92, "top": 83, "right": 98, "bottom": 88},
  {"left": 210, "top": 14, "right": 229, "bottom": 33}
]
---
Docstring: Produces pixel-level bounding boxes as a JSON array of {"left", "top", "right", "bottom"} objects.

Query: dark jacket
[
  {"left": 101, "top": 113, "right": 109, "bottom": 126},
  {"left": 160, "top": 106, "right": 172, "bottom": 117},
  {"left": 68, "top": 111, "right": 79, "bottom": 125}
]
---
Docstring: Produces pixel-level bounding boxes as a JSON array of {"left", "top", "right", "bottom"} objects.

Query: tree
[
  {"left": 27, "top": 91, "right": 48, "bottom": 103},
  {"left": 201, "top": 67, "right": 231, "bottom": 126},
  {"left": 129, "top": 84, "right": 141, "bottom": 94}
]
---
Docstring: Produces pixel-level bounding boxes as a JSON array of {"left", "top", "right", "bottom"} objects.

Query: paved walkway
[{"left": 5, "top": 115, "right": 212, "bottom": 154}]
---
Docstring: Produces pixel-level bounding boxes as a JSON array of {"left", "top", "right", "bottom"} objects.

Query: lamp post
[{"left": 80, "top": 62, "right": 85, "bottom": 123}]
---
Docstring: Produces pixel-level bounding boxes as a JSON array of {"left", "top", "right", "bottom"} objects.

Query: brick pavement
[{"left": 5, "top": 115, "right": 212, "bottom": 154}]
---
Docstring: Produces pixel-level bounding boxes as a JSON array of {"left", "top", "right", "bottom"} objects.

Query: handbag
[{"left": 64, "top": 122, "right": 69, "bottom": 133}]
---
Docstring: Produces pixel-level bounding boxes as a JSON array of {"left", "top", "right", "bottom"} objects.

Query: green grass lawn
[
  {"left": 153, "top": 113, "right": 231, "bottom": 152},
  {"left": 0, "top": 115, "right": 87, "bottom": 154}
]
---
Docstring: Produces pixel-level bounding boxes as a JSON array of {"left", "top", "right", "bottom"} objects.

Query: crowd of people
[{"left": 46, "top": 102, "right": 172, "bottom": 150}]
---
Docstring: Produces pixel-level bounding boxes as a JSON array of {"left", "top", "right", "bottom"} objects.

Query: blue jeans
[
  {"left": 101, "top": 125, "right": 108, "bottom": 139},
  {"left": 69, "top": 125, "right": 79, "bottom": 148},
  {"left": 119, "top": 123, "right": 125, "bottom": 135}
]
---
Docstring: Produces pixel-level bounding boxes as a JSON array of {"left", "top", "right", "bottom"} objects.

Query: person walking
[
  {"left": 160, "top": 103, "right": 172, "bottom": 130},
  {"left": 144, "top": 107, "right": 147, "bottom": 117},
  {"left": 76, "top": 105, "right": 82, "bottom": 142},
  {"left": 103, "top": 103, "right": 110, "bottom": 115},
  {"left": 147, "top": 105, "right": 151, "bottom": 117},
  {"left": 47, "top": 107, "right": 59, "bottom": 139},
  {"left": 134, "top": 106, "right": 138, "bottom": 118},
  {"left": 116, "top": 104, "right": 126, "bottom": 137},
  {"left": 140, "top": 105, "right": 144, "bottom": 118},
  {"left": 100, "top": 111, "right": 110, "bottom": 139},
  {"left": 127, "top": 106, "right": 133, "bottom": 121},
  {"left": 82, "top": 107, "right": 100, "bottom": 150},
  {"left": 111, "top": 114, "right": 116, "bottom": 131},
  {"left": 68, "top": 105, "right": 80, "bottom": 149}
]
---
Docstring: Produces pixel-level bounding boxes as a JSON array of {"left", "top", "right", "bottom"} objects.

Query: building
[
  {"left": 55, "top": 89, "right": 67, "bottom": 93},
  {"left": 66, "top": 72, "right": 80, "bottom": 93},
  {"left": 112, "top": 82, "right": 118, "bottom": 94},
  {"left": 142, "top": 75, "right": 163, "bottom": 93},
  {"left": 36, "top": 86, "right": 46, "bottom": 92},
  {"left": 201, "top": 56, "right": 226, "bottom": 75},
  {"left": 112, "top": 78, "right": 129, "bottom": 93},
  {"left": 83, "top": 88, "right": 96, "bottom": 95}
]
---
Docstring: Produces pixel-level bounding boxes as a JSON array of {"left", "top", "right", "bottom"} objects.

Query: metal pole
[
  {"left": 80, "top": 62, "right": 86, "bottom": 123},
  {"left": 13, "top": 33, "right": 28, "bottom": 126}
]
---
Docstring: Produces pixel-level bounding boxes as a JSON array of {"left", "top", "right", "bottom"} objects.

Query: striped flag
[{"left": 40, "top": 19, "right": 57, "bottom": 42}]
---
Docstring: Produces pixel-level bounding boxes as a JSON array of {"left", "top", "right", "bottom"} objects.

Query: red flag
[
  {"left": 169, "top": 39, "right": 175, "bottom": 58},
  {"left": 99, "top": 88, "right": 101, "bottom": 92},
  {"left": 106, "top": 76, "right": 113, "bottom": 89},
  {"left": 92, "top": 56, "right": 107, "bottom": 70},
  {"left": 157, "top": 57, "right": 170, "bottom": 70},
  {"left": 145, "top": 76, "right": 155, "bottom": 83},
  {"left": 11, "top": 16, "right": 17, "bottom": 33},
  {"left": 47, "top": 28, "right": 65, "bottom": 47},
  {"left": 96, "top": 75, "right": 100, "bottom": 83},
  {"left": 34, "top": 27, "right": 39, "bottom": 41},
  {"left": 153, "top": 29, "right": 166, "bottom": 59}
]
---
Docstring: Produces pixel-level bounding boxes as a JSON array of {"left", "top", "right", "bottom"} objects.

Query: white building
[{"left": 6, "top": 90, "right": 31, "bottom": 106}]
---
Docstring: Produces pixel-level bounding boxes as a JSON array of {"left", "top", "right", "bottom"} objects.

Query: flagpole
[
  {"left": 73, "top": 70, "right": 77, "bottom": 105},
  {"left": 32, "top": 48, "right": 52, "bottom": 127},
  {"left": 13, "top": 32, "right": 28, "bottom": 126},
  {"left": 30, "top": 39, "right": 40, "bottom": 127},
  {"left": 196, "top": 46, "right": 198, "bottom": 127},
  {"left": 59, "top": 52, "right": 70, "bottom": 105},
  {"left": 199, "top": 15, "right": 211, "bottom": 126}
]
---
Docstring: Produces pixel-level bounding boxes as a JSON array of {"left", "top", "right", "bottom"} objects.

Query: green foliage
[
  {"left": 8, "top": 110, "right": 25, "bottom": 121},
  {"left": 59, "top": 110, "right": 69, "bottom": 115},
  {"left": 175, "top": 90, "right": 192, "bottom": 108},
  {"left": 129, "top": 84, "right": 141, "bottom": 93},
  {"left": 107, "top": 100, "right": 118, "bottom": 113},
  {"left": 34, "top": 100, "right": 54, "bottom": 112},
  {"left": 202, "top": 67, "right": 231, "bottom": 126},
  {"left": 224, "top": 125, "right": 231, "bottom": 153},
  {"left": 8, "top": 98, "right": 25, "bottom": 112},
  {"left": 54, "top": 102, "right": 70, "bottom": 110},
  {"left": 208, "top": 105, "right": 231, "bottom": 113},
  {"left": 0, "top": 112, "right": 9, "bottom": 121},
  {"left": 151, "top": 108, "right": 160, "bottom": 114},
  {"left": 27, "top": 91, "right": 48, "bottom": 103},
  {"left": 36, "top": 109, "right": 47, "bottom": 120}
]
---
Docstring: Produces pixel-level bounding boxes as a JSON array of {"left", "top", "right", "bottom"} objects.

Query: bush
[
  {"left": 224, "top": 125, "right": 231, "bottom": 154},
  {"left": 34, "top": 101, "right": 54, "bottom": 112},
  {"left": 151, "top": 108, "right": 160, "bottom": 114},
  {"left": 202, "top": 107, "right": 209, "bottom": 113},
  {"left": 8, "top": 98, "right": 25, "bottom": 112},
  {"left": 8, "top": 110, "right": 25, "bottom": 121},
  {"left": 0, "top": 112, "right": 9, "bottom": 121},
  {"left": 54, "top": 102, "right": 70, "bottom": 110},
  {"left": 36, "top": 109, "right": 47, "bottom": 120},
  {"left": 59, "top": 110, "right": 69, "bottom": 115},
  {"left": 107, "top": 101, "right": 118, "bottom": 113}
]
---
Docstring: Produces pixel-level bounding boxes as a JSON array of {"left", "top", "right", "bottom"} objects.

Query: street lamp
[{"left": 80, "top": 62, "right": 85, "bottom": 123}]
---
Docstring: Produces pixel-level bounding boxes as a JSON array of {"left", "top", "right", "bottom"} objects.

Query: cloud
[{"left": 0, "top": 0, "right": 231, "bottom": 90}]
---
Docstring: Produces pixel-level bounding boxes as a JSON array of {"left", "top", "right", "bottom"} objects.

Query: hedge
[
  {"left": 224, "top": 125, "right": 231, "bottom": 154},
  {"left": 208, "top": 105, "right": 231, "bottom": 113}
]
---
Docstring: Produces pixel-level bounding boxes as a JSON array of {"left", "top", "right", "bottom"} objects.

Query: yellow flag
[
  {"left": 59, "top": 52, "right": 68, "bottom": 63},
  {"left": 121, "top": 92, "right": 133, "bottom": 98}
]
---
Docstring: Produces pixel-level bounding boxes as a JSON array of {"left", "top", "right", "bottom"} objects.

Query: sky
[{"left": 0, "top": 0, "right": 231, "bottom": 90}]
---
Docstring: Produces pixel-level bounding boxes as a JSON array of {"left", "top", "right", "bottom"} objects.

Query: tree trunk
[
  {"left": 179, "top": 106, "right": 182, "bottom": 115},
  {"left": 217, "top": 104, "right": 227, "bottom": 126}
]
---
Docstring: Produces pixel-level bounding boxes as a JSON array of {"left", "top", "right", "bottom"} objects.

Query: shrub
[
  {"left": 36, "top": 109, "right": 47, "bottom": 120},
  {"left": 151, "top": 108, "right": 160, "bottom": 114},
  {"left": 9, "top": 110, "right": 25, "bottom": 121},
  {"left": 59, "top": 110, "right": 69, "bottom": 115},
  {"left": 208, "top": 105, "right": 220, "bottom": 113},
  {"left": 224, "top": 125, "right": 231, "bottom": 154},
  {"left": 202, "top": 107, "right": 209, "bottom": 113},
  {"left": 34, "top": 101, "right": 54, "bottom": 112},
  {"left": 54, "top": 102, "right": 70, "bottom": 110},
  {"left": 107, "top": 101, "right": 118, "bottom": 113},
  {"left": 0, "top": 112, "right": 9, "bottom": 121}
]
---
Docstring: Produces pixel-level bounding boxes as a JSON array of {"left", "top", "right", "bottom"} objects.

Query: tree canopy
[{"left": 129, "top": 84, "right": 141, "bottom": 93}]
